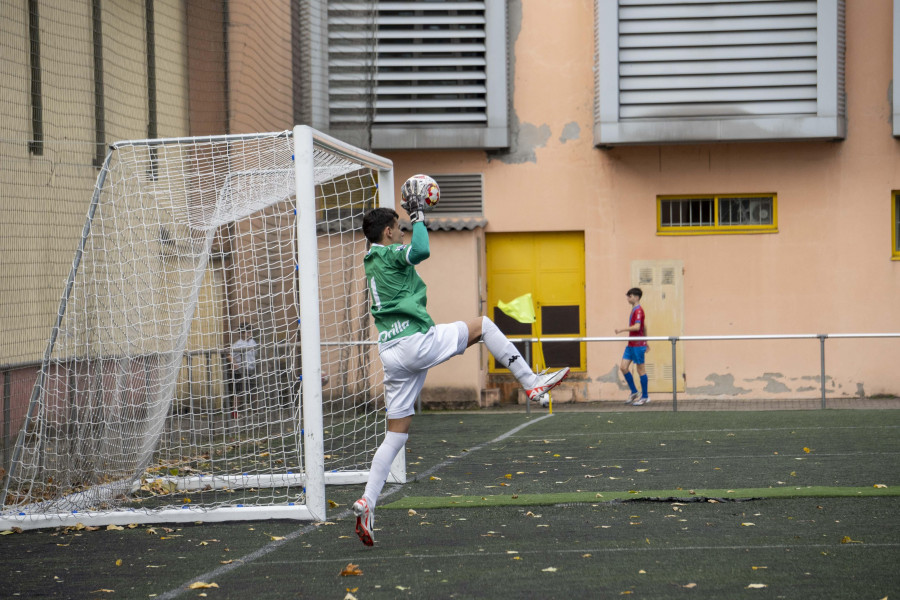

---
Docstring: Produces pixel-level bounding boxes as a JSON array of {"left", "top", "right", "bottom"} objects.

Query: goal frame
[{"left": 0, "top": 125, "right": 395, "bottom": 530}]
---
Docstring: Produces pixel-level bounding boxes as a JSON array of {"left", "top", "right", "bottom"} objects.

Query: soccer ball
[{"left": 401, "top": 174, "right": 440, "bottom": 211}]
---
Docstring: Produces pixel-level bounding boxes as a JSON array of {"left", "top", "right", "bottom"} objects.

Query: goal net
[{"left": 1, "top": 126, "right": 397, "bottom": 530}]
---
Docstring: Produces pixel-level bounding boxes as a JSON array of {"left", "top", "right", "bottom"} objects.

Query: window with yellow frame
[
  {"left": 893, "top": 191, "right": 900, "bottom": 260},
  {"left": 657, "top": 194, "right": 778, "bottom": 235}
]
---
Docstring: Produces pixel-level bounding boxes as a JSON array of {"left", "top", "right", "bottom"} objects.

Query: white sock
[
  {"left": 363, "top": 431, "right": 408, "bottom": 509},
  {"left": 481, "top": 316, "right": 536, "bottom": 387}
]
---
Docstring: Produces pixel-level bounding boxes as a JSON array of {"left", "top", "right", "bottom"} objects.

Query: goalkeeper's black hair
[
  {"left": 363, "top": 207, "right": 399, "bottom": 244},
  {"left": 627, "top": 287, "right": 643, "bottom": 299}
]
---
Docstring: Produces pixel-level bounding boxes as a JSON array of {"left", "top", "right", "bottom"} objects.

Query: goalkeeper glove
[{"left": 401, "top": 196, "right": 426, "bottom": 224}]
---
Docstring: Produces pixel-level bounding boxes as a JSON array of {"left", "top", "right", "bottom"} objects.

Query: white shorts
[{"left": 379, "top": 321, "right": 469, "bottom": 419}]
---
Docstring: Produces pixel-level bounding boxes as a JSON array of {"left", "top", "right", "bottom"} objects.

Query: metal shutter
[
  {"left": 595, "top": 0, "right": 846, "bottom": 145},
  {"left": 618, "top": 0, "right": 819, "bottom": 119},
  {"left": 329, "top": 2, "right": 491, "bottom": 126},
  {"left": 430, "top": 173, "right": 483, "bottom": 215}
]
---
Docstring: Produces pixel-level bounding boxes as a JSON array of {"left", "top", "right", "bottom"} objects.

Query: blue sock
[
  {"left": 640, "top": 374, "right": 648, "bottom": 398},
  {"left": 624, "top": 372, "right": 637, "bottom": 394}
]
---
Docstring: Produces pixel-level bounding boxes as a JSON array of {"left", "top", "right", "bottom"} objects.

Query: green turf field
[{"left": 2, "top": 409, "right": 898, "bottom": 599}]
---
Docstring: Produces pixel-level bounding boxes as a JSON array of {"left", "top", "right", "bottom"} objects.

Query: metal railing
[{"left": 517, "top": 333, "right": 900, "bottom": 412}]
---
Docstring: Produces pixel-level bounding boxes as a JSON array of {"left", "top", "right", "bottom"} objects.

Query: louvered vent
[
  {"left": 619, "top": 1, "right": 818, "bottom": 119},
  {"left": 662, "top": 268, "right": 675, "bottom": 285},
  {"left": 639, "top": 268, "right": 653, "bottom": 285},
  {"left": 329, "top": 1, "right": 491, "bottom": 127},
  {"left": 430, "top": 173, "right": 483, "bottom": 215},
  {"left": 595, "top": 0, "right": 845, "bottom": 144}
]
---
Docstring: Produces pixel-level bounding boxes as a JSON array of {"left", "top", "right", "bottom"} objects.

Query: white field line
[
  {"left": 156, "top": 414, "right": 554, "bottom": 600},
  {"left": 259, "top": 541, "right": 900, "bottom": 566},
  {"left": 521, "top": 424, "right": 900, "bottom": 439}
]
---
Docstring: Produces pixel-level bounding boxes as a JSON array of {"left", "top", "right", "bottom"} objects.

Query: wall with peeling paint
[{"left": 380, "top": 0, "right": 900, "bottom": 403}]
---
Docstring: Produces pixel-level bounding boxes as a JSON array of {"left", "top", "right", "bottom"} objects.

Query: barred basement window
[{"left": 658, "top": 194, "right": 777, "bottom": 235}]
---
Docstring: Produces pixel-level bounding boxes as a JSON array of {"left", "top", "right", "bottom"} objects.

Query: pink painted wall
[{"left": 384, "top": 0, "right": 900, "bottom": 402}]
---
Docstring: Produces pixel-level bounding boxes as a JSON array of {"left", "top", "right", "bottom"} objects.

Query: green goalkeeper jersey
[{"left": 364, "top": 222, "right": 434, "bottom": 344}]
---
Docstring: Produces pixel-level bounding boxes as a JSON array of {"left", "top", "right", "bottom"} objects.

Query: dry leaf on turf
[
  {"left": 746, "top": 583, "right": 767, "bottom": 589},
  {"left": 188, "top": 582, "right": 219, "bottom": 589},
  {"left": 683, "top": 583, "right": 697, "bottom": 589},
  {"left": 542, "top": 567, "right": 558, "bottom": 572},
  {"left": 840, "top": 536, "right": 863, "bottom": 544},
  {"left": 340, "top": 563, "right": 363, "bottom": 576},
  {"left": 873, "top": 484, "right": 887, "bottom": 488}
]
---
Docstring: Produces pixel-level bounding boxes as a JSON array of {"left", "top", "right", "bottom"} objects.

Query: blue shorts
[{"left": 622, "top": 346, "right": 646, "bottom": 364}]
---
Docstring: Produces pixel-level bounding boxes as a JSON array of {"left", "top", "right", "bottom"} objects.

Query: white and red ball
[{"left": 401, "top": 174, "right": 440, "bottom": 211}]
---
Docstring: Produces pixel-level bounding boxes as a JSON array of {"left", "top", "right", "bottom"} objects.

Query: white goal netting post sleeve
[{"left": 1, "top": 126, "right": 394, "bottom": 530}]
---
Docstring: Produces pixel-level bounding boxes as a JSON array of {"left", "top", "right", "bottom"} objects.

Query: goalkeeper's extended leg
[{"left": 478, "top": 316, "right": 569, "bottom": 401}]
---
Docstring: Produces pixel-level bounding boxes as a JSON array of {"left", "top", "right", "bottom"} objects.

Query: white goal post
[{"left": 1, "top": 125, "right": 399, "bottom": 530}]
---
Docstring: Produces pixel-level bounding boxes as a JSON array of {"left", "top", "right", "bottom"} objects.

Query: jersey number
[{"left": 369, "top": 277, "right": 382, "bottom": 310}]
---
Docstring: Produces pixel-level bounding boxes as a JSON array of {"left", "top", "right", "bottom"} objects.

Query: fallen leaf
[
  {"left": 328, "top": 500, "right": 339, "bottom": 508},
  {"left": 188, "top": 582, "right": 219, "bottom": 589},
  {"left": 408, "top": 509, "right": 418, "bottom": 516},
  {"left": 683, "top": 583, "right": 697, "bottom": 589},
  {"left": 396, "top": 586, "right": 409, "bottom": 591},
  {"left": 106, "top": 524, "right": 124, "bottom": 531},
  {"left": 803, "top": 447, "right": 812, "bottom": 453},
  {"left": 746, "top": 583, "right": 767, "bottom": 589},
  {"left": 751, "top": 566, "right": 768, "bottom": 570},
  {"left": 873, "top": 484, "right": 887, "bottom": 488},
  {"left": 90, "top": 589, "right": 116, "bottom": 594},
  {"left": 115, "top": 559, "right": 122, "bottom": 566},
  {"left": 340, "top": 563, "right": 363, "bottom": 576},
  {"left": 741, "top": 523, "right": 755, "bottom": 527},
  {"left": 344, "top": 593, "right": 358, "bottom": 600},
  {"left": 542, "top": 567, "right": 558, "bottom": 572},
  {"left": 429, "top": 476, "right": 441, "bottom": 481},
  {"left": 840, "top": 536, "right": 863, "bottom": 544}
]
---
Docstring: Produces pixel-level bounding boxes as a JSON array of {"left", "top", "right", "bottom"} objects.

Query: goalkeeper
[{"left": 352, "top": 177, "right": 569, "bottom": 547}]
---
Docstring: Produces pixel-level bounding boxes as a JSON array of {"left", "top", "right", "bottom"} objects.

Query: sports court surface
[{"left": 3, "top": 407, "right": 898, "bottom": 599}]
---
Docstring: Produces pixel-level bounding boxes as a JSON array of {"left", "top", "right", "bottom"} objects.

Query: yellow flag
[{"left": 497, "top": 293, "right": 536, "bottom": 324}]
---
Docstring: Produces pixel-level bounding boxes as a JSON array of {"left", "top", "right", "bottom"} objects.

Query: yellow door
[
  {"left": 486, "top": 232, "right": 585, "bottom": 372},
  {"left": 631, "top": 260, "right": 685, "bottom": 392}
]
